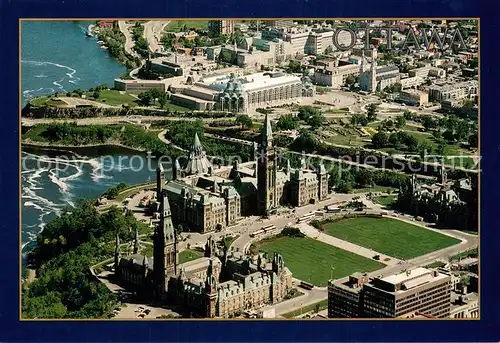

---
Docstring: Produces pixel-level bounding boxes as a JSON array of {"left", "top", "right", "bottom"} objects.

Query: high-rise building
[
  {"left": 329, "top": 268, "right": 452, "bottom": 318},
  {"left": 208, "top": 20, "right": 235, "bottom": 35}
]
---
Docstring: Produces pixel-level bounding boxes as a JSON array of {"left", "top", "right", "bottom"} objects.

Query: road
[
  {"left": 143, "top": 21, "right": 170, "bottom": 53},
  {"left": 118, "top": 21, "right": 140, "bottom": 58}
]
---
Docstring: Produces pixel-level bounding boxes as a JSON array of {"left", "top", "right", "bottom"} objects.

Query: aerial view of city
[{"left": 20, "top": 19, "right": 479, "bottom": 320}]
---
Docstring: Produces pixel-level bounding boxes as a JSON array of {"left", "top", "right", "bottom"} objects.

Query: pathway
[
  {"left": 118, "top": 21, "right": 139, "bottom": 58},
  {"left": 296, "top": 223, "right": 402, "bottom": 266},
  {"left": 143, "top": 21, "right": 171, "bottom": 53}
]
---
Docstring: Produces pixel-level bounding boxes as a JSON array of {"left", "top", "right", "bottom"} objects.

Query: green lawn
[
  {"left": 322, "top": 217, "right": 461, "bottom": 260},
  {"left": 372, "top": 195, "right": 397, "bottom": 207},
  {"left": 258, "top": 237, "right": 384, "bottom": 286},
  {"left": 165, "top": 20, "right": 209, "bottom": 32},
  {"left": 85, "top": 89, "right": 138, "bottom": 106},
  {"left": 179, "top": 249, "right": 204, "bottom": 264},
  {"left": 29, "top": 96, "right": 67, "bottom": 108},
  {"left": 282, "top": 299, "right": 328, "bottom": 318},
  {"left": 161, "top": 99, "right": 192, "bottom": 112},
  {"left": 140, "top": 246, "right": 203, "bottom": 263}
]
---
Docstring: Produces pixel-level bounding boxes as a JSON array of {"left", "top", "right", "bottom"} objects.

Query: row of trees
[
  {"left": 131, "top": 22, "right": 149, "bottom": 58},
  {"left": 404, "top": 111, "right": 477, "bottom": 148},
  {"left": 39, "top": 123, "right": 118, "bottom": 145},
  {"left": 97, "top": 27, "right": 141, "bottom": 69}
]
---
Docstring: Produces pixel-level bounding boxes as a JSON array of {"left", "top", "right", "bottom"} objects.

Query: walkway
[
  {"left": 296, "top": 223, "right": 402, "bottom": 266},
  {"left": 118, "top": 21, "right": 140, "bottom": 58},
  {"left": 143, "top": 21, "right": 170, "bottom": 53}
]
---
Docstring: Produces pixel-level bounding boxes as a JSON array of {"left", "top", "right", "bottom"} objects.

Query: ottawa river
[{"left": 21, "top": 21, "right": 153, "bottom": 253}]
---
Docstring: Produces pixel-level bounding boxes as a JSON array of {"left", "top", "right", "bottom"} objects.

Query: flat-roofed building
[
  {"left": 363, "top": 268, "right": 451, "bottom": 318},
  {"left": 428, "top": 80, "right": 478, "bottom": 103},
  {"left": 399, "top": 90, "right": 429, "bottom": 106},
  {"left": 328, "top": 268, "right": 452, "bottom": 318},
  {"left": 328, "top": 273, "right": 369, "bottom": 318},
  {"left": 114, "top": 79, "right": 167, "bottom": 93},
  {"left": 313, "top": 61, "right": 360, "bottom": 88}
]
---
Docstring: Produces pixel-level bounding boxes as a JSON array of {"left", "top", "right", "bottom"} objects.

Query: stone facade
[{"left": 156, "top": 114, "right": 329, "bottom": 232}]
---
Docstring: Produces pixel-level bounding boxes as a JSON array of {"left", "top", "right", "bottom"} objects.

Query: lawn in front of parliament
[
  {"left": 322, "top": 216, "right": 461, "bottom": 260},
  {"left": 258, "top": 236, "right": 385, "bottom": 286}
]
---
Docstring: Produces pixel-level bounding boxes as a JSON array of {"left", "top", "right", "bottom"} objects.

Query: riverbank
[{"left": 22, "top": 140, "right": 146, "bottom": 154}]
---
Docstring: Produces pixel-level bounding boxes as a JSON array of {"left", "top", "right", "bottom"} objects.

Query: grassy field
[
  {"left": 161, "top": 99, "right": 192, "bottom": 112},
  {"left": 29, "top": 96, "right": 67, "bottom": 108},
  {"left": 282, "top": 299, "right": 328, "bottom": 318},
  {"left": 258, "top": 237, "right": 384, "bottom": 286},
  {"left": 86, "top": 89, "right": 138, "bottom": 106},
  {"left": 372, "top": 195, "right": 397, "bottom": 207},
  {"left": 322, "top": 217, "right": 461, "bottom": 260},
  {"left": 179, "top": 249, "right": 204, "bottom": 263},
  {"left": 165, "top": 20, "right": 209, "bottom": 32}
]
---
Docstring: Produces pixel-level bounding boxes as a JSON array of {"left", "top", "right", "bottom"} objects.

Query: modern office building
[
  {"left": 328, "top": 268, "right": 452, "bottom": 318},
  {"left": 209, "top": 20, "right": 235, "bottom": 35}
]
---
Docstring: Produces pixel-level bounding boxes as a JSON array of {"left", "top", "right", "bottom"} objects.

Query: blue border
[{"left": 2, "top": 0, "right": 499, "bottom": 341}]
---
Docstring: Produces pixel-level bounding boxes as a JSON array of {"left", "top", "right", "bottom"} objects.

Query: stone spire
[
  {"left": 262, "top": 112, "right": 273, "bottom": 143},
  {"left": 360, "top": 49, "right": 367, "bottom": 73},
  {"left": 370, "top": 53, "right": 377, "bottom": 92},
  {"left": 185, "top": 133, "right": 213, "bottom": 175}
]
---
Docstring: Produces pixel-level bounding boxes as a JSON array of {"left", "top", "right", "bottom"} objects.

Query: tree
[
  {"left": 421, "top": 115, "right": 437, "bottom": 131},
  {"left": 138, "top": 92, "right": 152, "bottom": 106},
  {"left": 468, "top": 132, "right": 478, "bottom": 148},
  {"left": 306, "top": 113, "right": 325, "bottom": 130},
  {"left": 286, "top": 61, "right": 302, "bottom": 73},
  {"left": 372, "top": 131, "right": 389, "bottom": 148},
  {"left": 418, "top": 141, "right": 433, "bottom": 158},
  {"left": 356, "top": 169, "right": 373, "bottom": 187},
  {"left": 395, "top": 116, "right": 406, "bottom": 129},
  {"left": 443, "top": 129, "right": 455, "bottom": 141},
  {"left": 366, "top": 104, "right": 378, "bottom": 122},
  {"left": 235, "top": 114, "right": 252, "bottom": 129},
  {"left": 92, "top": 91, "right": 100, "bottom": 99},
  {"left": 276, "top": 114, "right": 299, "bottom": 131},
  {"left": 345, "top": 75, "right": 356, "bottom": 87},
  {"left": 455, "top": 120, "right": 471, "bottom": 142},
  {"left": 158, "top": 95, "right": 167, "bottom": 109},
  {"left": 324, "top": 45, "right": 333, "bottom": 54},
  {"left": 406, "top": 135, "right": 419, "bottom": 152},
  {"left": 337, "top": 180, "right": 352, "bottom": 194}
]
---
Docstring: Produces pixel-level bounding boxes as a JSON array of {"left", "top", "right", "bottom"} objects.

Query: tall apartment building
[
  {"left": 208, "top": 20, "right": 235, "bottom": 35},
  {"left": 329, "top": 268, "right": 452, "bottom": 318}
]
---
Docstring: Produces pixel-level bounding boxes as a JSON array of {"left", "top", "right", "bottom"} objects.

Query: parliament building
[{"left": 157, "top": 113, "right": 329, "bottom": 233}]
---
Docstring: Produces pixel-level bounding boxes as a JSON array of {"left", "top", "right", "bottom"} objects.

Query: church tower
[
  {"left": 369, "top": 54, "right": 377, "bottom": 92},
  {"left": 257, "top": 113, "right": 277, "bottom": 216},
  {"left": 153, "top": 193, "right": 178, "bottom": 301}
]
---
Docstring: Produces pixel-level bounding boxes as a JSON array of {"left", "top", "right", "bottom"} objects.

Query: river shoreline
[{"left": 22, "top": 140, "right": 147, "bottom": 154}]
